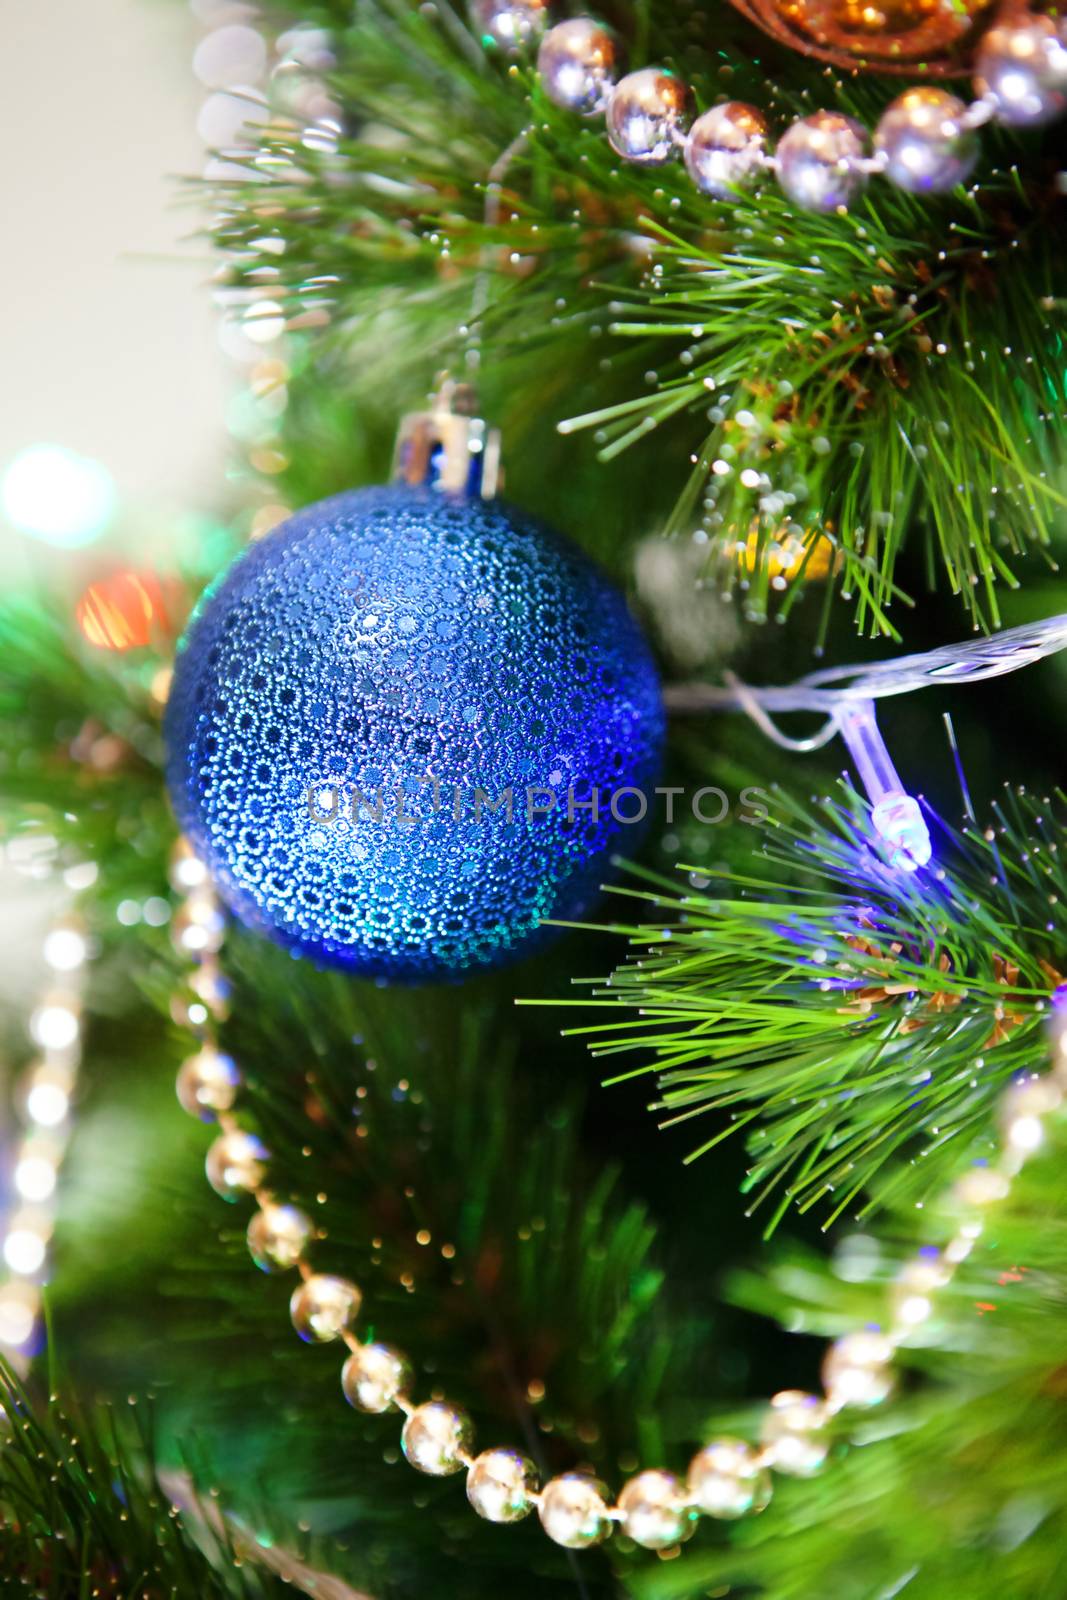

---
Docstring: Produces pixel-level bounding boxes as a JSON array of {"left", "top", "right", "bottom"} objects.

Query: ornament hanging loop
[{"left": 392, "top": 374, "right": 503, "bottom": 499}]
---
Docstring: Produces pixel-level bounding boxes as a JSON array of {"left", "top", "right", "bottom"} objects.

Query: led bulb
[
  {"left": 4, "top": 1224, "right": 48, "bottom": 1276},
  {"left": 26, "top": 1078, "right": 70, "bottom": 1129},
  {"left": 871, "top": 792, "right": 932, "bottom": 872},
  {"left": 14, "top": 1152, "right": 58, "bottom": 1203},
  {"left": 42, "top": 926, "right": 88, "bottom": 973},
  {"left": 837, "top": 702, "right": 932, "bottom": 873},
  {"left": 2, "top": 444, "right": 115, "bottom": 548},
  {"left": 29, "top": 999, "right": 80, "bottom": 1052}
]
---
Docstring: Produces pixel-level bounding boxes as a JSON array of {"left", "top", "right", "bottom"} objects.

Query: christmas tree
[{"left": 1, "top": 1, "right": 1066, "bottom": 1596}]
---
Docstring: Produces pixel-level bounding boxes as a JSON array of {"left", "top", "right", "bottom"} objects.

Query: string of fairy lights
[
  {"left": 0, "top": 906, "right": 91, "bottom": 1360},
  {"left": 168, "top": 829, "right": 1067, "bottom": 1553},
  {"left": 191, "top": 0, "right": 343, "bottom": 547}
]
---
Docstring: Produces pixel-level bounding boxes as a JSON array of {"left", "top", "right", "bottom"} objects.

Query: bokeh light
[
  {"left": 75, "top": 569, "right": 172, "bottom": 651},
  {"left": 0, "top": 1282, "right": 39, "bottom": 1349},
  {"left": 2, "top": 444, "right": 116, "bottom": 548}
]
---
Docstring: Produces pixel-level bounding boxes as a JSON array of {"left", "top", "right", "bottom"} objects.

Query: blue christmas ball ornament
[{"left": 165, "top": 483, "right": 664, "bottom": 981}]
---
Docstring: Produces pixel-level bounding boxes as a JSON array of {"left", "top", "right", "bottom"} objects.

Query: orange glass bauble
[
  {"left": 75, "top": 569, "right": 177, "bottom": 651},
  {"left": 728, "top": 0, "right": 1001, "bottom": 73}
]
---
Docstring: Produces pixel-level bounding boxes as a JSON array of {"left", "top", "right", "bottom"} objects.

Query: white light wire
[{"left": 664, "top": 612, "right": 1067, "bottom": 871}]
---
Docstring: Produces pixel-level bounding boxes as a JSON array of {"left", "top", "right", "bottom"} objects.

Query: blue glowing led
[{"left": 165, "top": 484, "right": 664, "bottom": 981}]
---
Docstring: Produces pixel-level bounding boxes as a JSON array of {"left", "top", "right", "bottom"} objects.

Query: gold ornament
[
  {"left": 889, "top": 1254, "right": 953, "bottom": 1331},
  {"left": 954, "top": 1165, "right": 1012, "bottom": 1207},
  {"left": 190, "top": 960, "right": 231, "bottom": 1017},
  {"left": 726, "top": 0, "right": 998, "bottom": 74},
  {"left": 999, "top": 1077, "right": 1063, "bottom": 1159},
  {"left": 727, "top": 523, "right": 836, "bottom": 585},
  {"left": 169, "top": 958, "right": 231, "bottom": 1031}
]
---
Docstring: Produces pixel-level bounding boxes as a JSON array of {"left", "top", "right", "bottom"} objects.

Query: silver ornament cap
[
  {"left": 776, "top": 109, "right": 868, "bottom": 213},
  {"left": 684, "top": 101, "right": 770, "bottom": 199},
  {"left": 392, "top": 376, "right": 502, "bottom": 499},
  {"left": 874, "top": 87, "right": 978, "bottom": 194},
  {"left": 606, "top": 67, "right": 688, "bottom": 164},
  {"left": 974, "top": 14, "right": 1067, "bottom": 128},
  {"left": 538, "top": 17, "right": 620, "bottom": 115}
]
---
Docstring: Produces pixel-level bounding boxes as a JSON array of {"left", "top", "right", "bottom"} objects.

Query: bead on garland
[
  {"left": 536, "top": 17, "right": 619, "bottom": 114},
  {"left": 501, "top": 2, "right": 1067, "bottom": 211},
  {"left": 167, "top": 826, "right": 1067, "bottom": 1555},
  {"left": 467, "top": 1448, "right": 540, "bottom": 1522},
  {"left": 342, "top": 1342, "right": 413, "bottom": 1414},
  {"left": 684, "top": 102, "right": 770, "bottom": 199},
  {"left": 975, "top": 14, "right": 1067, "bottom": 126}
]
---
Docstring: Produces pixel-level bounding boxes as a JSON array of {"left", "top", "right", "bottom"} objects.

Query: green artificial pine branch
[
  {"left": 207, "top": 0, "right": 1067, "bottom": 634},
  {"left": 555, "top": 784, "right": 1065, "bottom": 1229},
  {"left": 120, "top": 961, "right": 713, "bottom": 1596},
  {"left": 1, "top": 460, "right": 1064, "bottom": 1598},
  {"left": 0, "top": 600, "right": 713, "bottom": 1595},
  {"left": 4, "top": 0, "right": 1067, "bottom": 1588},
  {"left": 0, "top": 597, "right": 175, "bottom": 905},
  {"left": 629, "top": 1056, "right": 1067, "bottom": 1600},
  {"left": 563, "top": 183, "right": 1067, "bottom": 638},
  {"left": 0, "top": 1360, "right": 293, "bottom": 1600}
]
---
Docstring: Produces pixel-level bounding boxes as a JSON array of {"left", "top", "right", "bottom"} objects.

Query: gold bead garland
[{"left": 168, "top": 833, "right": 1067, "bottom": 1553}]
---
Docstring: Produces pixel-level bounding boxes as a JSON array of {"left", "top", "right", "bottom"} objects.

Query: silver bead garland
[
  {"left": 518, "top": 4, "right": 1067, "bottom": 211},
  {"left": 168, "top": 830, "right": 1067, "bottom": 1553},
  {"left": 536, "top": 17, "right": 619, "bottom": 116}
]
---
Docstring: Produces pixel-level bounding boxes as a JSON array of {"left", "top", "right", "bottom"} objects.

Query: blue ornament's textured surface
[{"left": 165, "top": 485, "right": 664, "bottom": 981}]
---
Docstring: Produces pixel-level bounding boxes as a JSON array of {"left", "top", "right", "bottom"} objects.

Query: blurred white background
[
  {"left": 1, "top": 0, "right": 232, "bottom": 985},
  {"left": 1, "top": 0, "right": 227, "bottom": 579}
]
